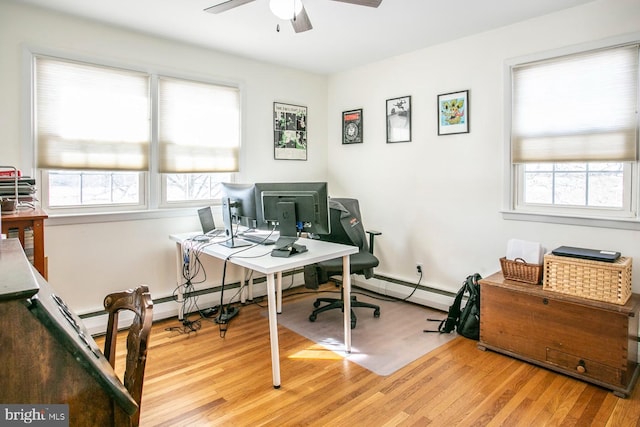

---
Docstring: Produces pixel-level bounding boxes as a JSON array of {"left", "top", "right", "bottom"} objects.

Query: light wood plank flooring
[{"left": 96, "top": 289, "right": 640, "bottom": 426}]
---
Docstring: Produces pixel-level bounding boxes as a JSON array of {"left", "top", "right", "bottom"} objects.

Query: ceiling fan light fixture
[{"left": 269, "top": 0, "right": 303, "bottom": 20}]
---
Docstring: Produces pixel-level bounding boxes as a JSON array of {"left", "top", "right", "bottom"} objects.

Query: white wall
[
  {"left": 327, "top": 0, "right": 640, "bottom": 296},
  {"left": 2, "top": 0, "right": 640, "bottom": 322},
  {"left": 0, "top": 1, "right": 327, "bottom": 315}
]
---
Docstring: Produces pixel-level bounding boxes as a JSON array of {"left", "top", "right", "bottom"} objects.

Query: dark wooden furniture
[
  {"left": 0, "top": 238, "right": 137, "bottom": 426},
  {"left": 1, "top": 207, "right": 48, "bottom": 278},
  {"left": 103, "top": 285, "right": 153, "bottom": 427},
  {"left": 478, "top": 271, "right": 640, "bottom": 398}
]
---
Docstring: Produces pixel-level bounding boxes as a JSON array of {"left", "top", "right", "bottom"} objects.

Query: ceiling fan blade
[
  {"left": 204, "top": 0, "right": 256, "bottom": 14},
  {"left": 330, "top": 0, "right": 382, "bottom": 7},
  {"left": 291, "top": 6, "right": 313, "bottom": 33}
]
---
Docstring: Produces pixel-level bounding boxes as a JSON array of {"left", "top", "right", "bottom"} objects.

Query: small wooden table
[{"left": 1, "top": 207, "right": 48, "bottom": 278}]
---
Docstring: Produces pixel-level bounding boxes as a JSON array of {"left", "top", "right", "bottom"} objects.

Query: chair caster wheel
[
  {"left": 374, "top": 309, "right": 380, "bottom": 318},
  {"left": 313, "top": 301, "right": 320, "bottom": 308},
  {"left": 350, "top": 320, "right": 357, "bottom": 329},
  {"left": 309, "top": 314, "right": 317, "bottom": 322}
]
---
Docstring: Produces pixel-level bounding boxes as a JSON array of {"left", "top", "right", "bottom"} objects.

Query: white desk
[{"left": 169, "top": 233, "right": 358, "bottom": 388}]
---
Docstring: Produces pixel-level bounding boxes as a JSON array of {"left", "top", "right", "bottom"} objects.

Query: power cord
[{"left": 401, "top": 267, "right": 423, "bottom": 301}]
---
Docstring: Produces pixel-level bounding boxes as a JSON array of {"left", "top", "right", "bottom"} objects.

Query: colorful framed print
[
  {"left": 386, "top": 96, "right": 411, "bottom": 143},
  {"left": 342, "top": 109, "right": 363, "bottom": 144},
  {"left": 438, "top": 90, "right": 469, "bottom": 135},
  {"left": 273, "top": 102, "right": 307, "bottom": 160}
]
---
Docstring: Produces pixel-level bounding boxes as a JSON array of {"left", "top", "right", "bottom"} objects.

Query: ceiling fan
[{"left": 205, "top": 0, "right": 382, "bottom": 33}]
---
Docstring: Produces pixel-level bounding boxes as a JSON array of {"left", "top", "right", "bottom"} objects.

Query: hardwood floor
[{"left": 96, "top": 289, "right": 640, "bottom": 426}]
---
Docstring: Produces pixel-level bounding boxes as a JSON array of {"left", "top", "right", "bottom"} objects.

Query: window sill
[
  {"left": 45, "top": 208, "right": 199, "bottom": 227},
  {"left": 501, "top": 210, "right": 640, "bottom": 231}
]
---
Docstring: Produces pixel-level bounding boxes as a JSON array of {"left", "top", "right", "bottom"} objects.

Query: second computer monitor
[
  {"left": 220, "top": 182, "right": 258, "bottom": 229},
  {"left": 254, "top": 182, "right": 330, "bottom": 237}
]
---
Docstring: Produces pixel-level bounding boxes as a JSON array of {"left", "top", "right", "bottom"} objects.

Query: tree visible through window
[{"left": 523, "top": 163, "right": 623, "bottom": 208}]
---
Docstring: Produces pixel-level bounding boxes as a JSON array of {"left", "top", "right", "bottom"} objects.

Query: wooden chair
[{"left": 103, "top": 285, "right": 153, "bottom": 427}]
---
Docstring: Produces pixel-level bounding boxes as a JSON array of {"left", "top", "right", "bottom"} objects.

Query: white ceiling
[{"left": 15, "top": 0, "right": 597, "bottom": 74}]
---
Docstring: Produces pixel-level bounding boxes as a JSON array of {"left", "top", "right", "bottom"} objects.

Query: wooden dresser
[
  {"left": 1, "top": 207, "right": 48, "bottom": 278},
  {"left": 478, "top": 271, "right": 640, "bottom": 398},
  {"left": 0, "top": 238, "right": 137, "bottom": 425}
]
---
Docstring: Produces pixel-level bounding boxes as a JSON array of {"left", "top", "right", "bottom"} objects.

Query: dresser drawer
[{"left": 546, "top": 348, "right": 622, "bottom": 386}]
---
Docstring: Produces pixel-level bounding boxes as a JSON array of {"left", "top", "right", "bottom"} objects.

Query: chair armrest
[{"left": 366, "top": 230, "right": 381, "bottom": 254}]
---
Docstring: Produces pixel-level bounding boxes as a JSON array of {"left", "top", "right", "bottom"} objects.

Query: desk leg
[
  {"left": 276, "top": 271, "right": 283, "bottom": 314},
  {"left": 241, "top": 268, "right": 248, "bottom": 304},
  {"left": 343, "top": 255, "right": 351, "bottom": 353},
  {"left": 175, "top": 242, "right": 185, "bottom": 320},
  {"left": 241, "top": 268, "right": 256, "bottom": 304},
  {"left": 266, "top": 272, "right": 281, "bottom": 388}
]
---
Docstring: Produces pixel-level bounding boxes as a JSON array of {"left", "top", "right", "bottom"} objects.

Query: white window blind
[
  {"left": 35, "top": 56, "right": 150, "bottom": 171},
  {"left": 511, "top": 44, "right": 639, "bottom": 163},
  {"left": 158, "top": 77, "right": 240, "bottom": 173}
]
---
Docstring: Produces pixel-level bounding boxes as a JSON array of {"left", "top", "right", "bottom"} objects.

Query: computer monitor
[
  {"left": 254, "top": 182, "right": 330, "bottom": 238},
  {"left": 220, "top": 182, "right": 258, "bottom": 247},
  {"left": 220, "top": 183, "right": 258, "bottom": 227}
]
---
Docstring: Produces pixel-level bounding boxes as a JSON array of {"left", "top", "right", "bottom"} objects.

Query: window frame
[
  {"left": 40, "top": 170, "right": 149, "bottom": 215},
  {"left": 513, "top": 162, "right": 635, "bottom": 219},
  {"left": 503, "top": 34, "right": 640, "bottom": 231},
  {"left": 25, "top": 48, "right": 242, "bottom": 220}
]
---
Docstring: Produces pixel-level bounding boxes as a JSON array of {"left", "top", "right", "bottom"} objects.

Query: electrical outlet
[{"left": 416, "top": 263, "right": 423, "bottom": 275}]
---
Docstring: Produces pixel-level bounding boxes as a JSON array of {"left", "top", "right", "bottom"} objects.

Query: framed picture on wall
[
  {"left": 273, "top": 102, "right": 307, "bottom": 160},
  {"left": 342, "top": 109, "right": 363, "bottom": 144},
  {"left": 438, "top": 90, "right": 469, "bottom": 135},
  {"left": 386, "top": 96, "right": 411, "bottom": 143}
]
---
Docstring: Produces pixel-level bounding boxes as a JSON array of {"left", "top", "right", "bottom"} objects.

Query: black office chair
[{"left": 304, "top": 198, "right": 381, "bottom": 329}]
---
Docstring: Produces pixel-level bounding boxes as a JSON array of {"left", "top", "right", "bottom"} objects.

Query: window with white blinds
[
  {"left": 509, "top": 42, "right": 640, "bottom": 222},
  {"left": 159, "top": 77, "right": 240, "bottom": 173},
  {"left": 35, "top": 57, "right": 151, "bottom": 171},
  {"left": 33, "top": 55, "right": 241, "bottom": 213},
  {"left": 511, "top": 45, "right": 638, "bottom": 164}
]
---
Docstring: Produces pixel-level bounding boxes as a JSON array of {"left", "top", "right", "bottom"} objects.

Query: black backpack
[{"left": 437, "top": 273, "right": 482, "bottom": 339}]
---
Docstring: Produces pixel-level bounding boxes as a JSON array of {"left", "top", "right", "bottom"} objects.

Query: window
[
  {"left": 33, "top": 55, "right": 240, "bottom": 214},
  {"left": 509, "top": 43, "right": 639, "bottom": 221}
]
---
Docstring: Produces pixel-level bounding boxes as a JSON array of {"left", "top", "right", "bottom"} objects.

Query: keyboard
[{"left": 239, "top": 233, "right": 277, "bottom": 245}]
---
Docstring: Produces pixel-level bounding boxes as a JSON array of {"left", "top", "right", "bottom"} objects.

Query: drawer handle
[{"left": 576, "top": 360, "right": 586, "bottom": 374}]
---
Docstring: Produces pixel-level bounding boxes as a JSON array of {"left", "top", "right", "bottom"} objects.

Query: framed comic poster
[
  {"left": 342, "top": 109, "right": 363, "bottom": 144},
  {"left": 438, "top": 90, "right": 469, "bottom": 135},
  {"left": 274, "top": 102, "right": 307, "bottom": 160},
  {"left": 386, "top": 96, "right": 411, "bottom": 143}
]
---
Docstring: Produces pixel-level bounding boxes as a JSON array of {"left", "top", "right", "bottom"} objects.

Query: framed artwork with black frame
[
  {"left": 273, "top": 102, "right": 307, "bottom": 160},
  {"left": 342, "top": 108, "right": 363, "bottom": 144},
  {"left": 438, "top": 90, "right": 469, "bottom": 135},
  {"left": 386, "top": 96, "right": 411, "bottom": 143}
]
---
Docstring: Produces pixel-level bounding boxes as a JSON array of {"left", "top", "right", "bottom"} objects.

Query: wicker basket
[
  {"left": 543, "top": 254, "right": 632, "bottom": 305},
  {"left": 500, "top": 257, "right": 543, "bottom": 284}
]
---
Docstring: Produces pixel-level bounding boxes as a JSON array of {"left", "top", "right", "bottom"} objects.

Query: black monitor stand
[
  {"left": 271, "top": 201, "right": 307, "bottom": 257},
  {"left": 219, "top": 197, "right": 251, "bottom": 248}
]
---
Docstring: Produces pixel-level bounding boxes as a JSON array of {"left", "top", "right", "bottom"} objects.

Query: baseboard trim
[{"left": 82, "top": 272, "right": 456, "bottom": 336}]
